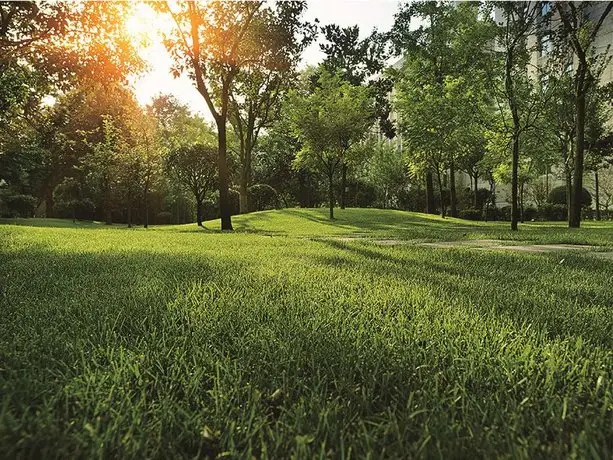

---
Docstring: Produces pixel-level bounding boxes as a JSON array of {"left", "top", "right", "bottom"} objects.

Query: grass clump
[{"left": 1, "top": 208, "right": 612, "bottom": 458}]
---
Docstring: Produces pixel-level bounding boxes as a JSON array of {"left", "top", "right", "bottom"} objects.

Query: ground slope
[{"left": 1, "top": 209, "right": 612, "bottom": 458}]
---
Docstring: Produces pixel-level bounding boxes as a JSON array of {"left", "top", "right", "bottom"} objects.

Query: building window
[{"left": 540, "top": 33, "right": 553, "bottom": 56}]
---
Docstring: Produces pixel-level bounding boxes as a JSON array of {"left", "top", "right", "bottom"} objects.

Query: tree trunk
[
  {"left": 340, "top": 162, "right": 347, "bottom": 210},
  {"left": 127, "top": 197, "right": 132, "bottom": 228},
  {"left": 436, "top": 168, "right": 446, "bottom": 218},
  {"left": 595, "top": 170, "right": 601, "bottom": 221},
  {"left": 45, "top": 192, "right": 54, "bottom": 218},
  {"left": 511, "top": 132, "right": 519, "bottom": 231},
  {"left": 565, "top": 166, "right": 572, "bottom": 224},
  {"left": 570, "top": 77, "right": 586, "bottom": 228},
  {"left": 519, "top": 180, "right": 525, "bottom": 223},
  {"left": 196, "top": 198, "right": 204, "bottom": 227},
  {"left": 449, "top": 161, "right": 457, "bottom": 217},
  {"left": 104, "top": 183, "right": 112, "bottom": 225},
  {"left": 474, "top": 173, "right": 479, "bottom": 208},
  {"left": 328, "top": 168, "right": 335, "bottom": 220},
  {"left": 239, "top": 180, "right": 248, "bottom": 214},
  {"left": 143, "top": 183, "right": 149, "bottom": 229},
  {"left": 425, "top": 170, "right": 435, "bottom": 214},
  {"left": 217, "top": 120, "right": 233, "bottom": 231}
]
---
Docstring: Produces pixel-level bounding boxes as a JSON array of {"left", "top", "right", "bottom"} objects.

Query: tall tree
[
  {"left": 290, "top": 69, "right": 375, "bottom": 219},
  {"left": 159, "top": 0, "right": 270, "bottom": 230},
  {"left": 487, "top": 2, "right": 546, "bottom": 230},
  {"left": 320, "top": 24, "right": 393, "bottom": 209},
  {"left": 229, "top": 1, "right": 314, "bottom": 214},
  {"left": 554, "top": 1, "right": 613, "bottom": 227},
  {"left": 391, "top": 1, "right": 495, "bottom": 217}
]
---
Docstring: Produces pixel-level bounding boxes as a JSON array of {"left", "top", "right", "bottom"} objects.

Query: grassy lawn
[{"left": 1, "top": 208, "right": 612, "bottom": 458}]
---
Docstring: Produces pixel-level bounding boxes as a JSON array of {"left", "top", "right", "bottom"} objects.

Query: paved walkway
[{"left": 329, "top": 236, "right": 613, "bottom": 259}]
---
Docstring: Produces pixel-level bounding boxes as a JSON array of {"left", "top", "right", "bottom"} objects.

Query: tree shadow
[
  {"left": 310, "top": 239, "right": 613, "bottom": 349},
  {"left": 1, "top": 240, "right": 612, "bottom": 457}
]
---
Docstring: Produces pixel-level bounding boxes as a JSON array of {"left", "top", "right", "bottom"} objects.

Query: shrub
[
  {"left": 548, "top": 186, "right": 592, "bottom": 207},
  {"left": 1, "top": 194, "right": 37, "bottom": 218},
  {"left": 229, "top": 188, "right": 240, "bottom": 215},
  {"left": 459, "top": 208, "right": 482, "bottom": 221},
  {"left": 482, "top": 206, "right": 501, "bottom": 221},
  {"left": 248, "top": 184, "right": 280, "bottom": 212},
  {"left": 203, "top": 199, "right": 218, "bottom": 221},
  {"left": 55, "top": 198, "right": 95, "bottom": 221},
  {"left": 523, "top": 206, "right": 538, "bottom": 221},
  {"left": 538, "top": 203, "right": 567, "bottom": 221},
  {"left": 499, "top": 206, "right": 512, "bottom": 221},
  {"left": 398, "top": 188, "right": 426, "bottom": 212},
  {"left": 156, "top": 211, "right": 173, "bottom": 225},
  {"left": 459, "top": 188, "right": 491, "bottom": 210}
]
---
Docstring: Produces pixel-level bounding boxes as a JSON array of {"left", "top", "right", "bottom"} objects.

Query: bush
[
  {"left": 398, "top": 188, "right": 426, "bottom": 212},
  {"left": 538, "top": 203, "right": 567, "bottom": 221},
  {"left": 203, "top": 199, "right": 218, "bottom": 221},
  {"left": 459, "top": 188, "right": 491, "bottom": 211},
  {"left": 353, "top": 183, "right": 377, "bottom": 208},
  {"left": 499, "top": 206, "right": 512, "bottom": 221},
  {"left": 55, "top": 198, "right": 95, "bottom": 221},
  {"left": 156, "top": 211, "right": 173, "bottom": 225},
  {"left": 482, "top": 206, "right": 501, "bottom": 221},
  {"left": 459, "top": 208, "right": 482, "bottom": 221},
  {"left": 229, "top": 188, "right": 240, "bottom": 216},
  {"left": 548, "top": 186, "right": 592, "bottom": 207},
  {"left": 523, "top": 206, "right": 538, "bottom": 221},
  {"left": 0, "top": 194, "right": 37, "bottom": 218},
  {"left": 248, "top": 184, "right": 280, "bottom": 212}
]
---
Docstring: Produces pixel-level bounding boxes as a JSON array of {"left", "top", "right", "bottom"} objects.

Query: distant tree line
[{"left": 1, "top": 1, "right": 612, "bottom": 229}]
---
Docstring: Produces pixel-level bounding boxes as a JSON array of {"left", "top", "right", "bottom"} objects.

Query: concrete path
[{"left": 326, "top": 236, "right": 613, "bottom": 259}]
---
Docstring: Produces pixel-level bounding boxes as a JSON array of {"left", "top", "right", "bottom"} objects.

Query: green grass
[{"left": 1, "top": 208, "right": 613, "bottom": 458}]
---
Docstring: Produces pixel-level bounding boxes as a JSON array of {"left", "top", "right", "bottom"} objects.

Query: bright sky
[{"left": 129, "top": 0, "right": 401, "bottom": 120}]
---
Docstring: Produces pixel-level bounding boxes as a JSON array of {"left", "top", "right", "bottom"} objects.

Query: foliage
[
  {"left": 548, "top": 186, "right": 592, "bottom": 208},
  {"left": 538, "top": 203, "right": 569, "bottom": 222},
  {"left": 0, "top": 193, "right": 37, "bottom": 218},
  {"left": 364, "top": 141, "right": 408, "bottom": 208},
  {"left": 228, "top": 2, "right": 315, "bottom": 213},
  {"left": 458, "top": 208, "right": 483, "bottom": 221},
  {"left": 247, "top": 184, "right": 280, "bottom": 212},
  {"left": 167, "top": 143, "right": 218, "bottom": 226},
  {"left": 320, "top": 24, "right": 394, "bottom": 137},
  {"left": 289, "top": 68, "right": 376, "bottom": 218}
]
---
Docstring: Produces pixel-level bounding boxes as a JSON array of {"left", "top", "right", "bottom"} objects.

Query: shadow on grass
[
  {"left": 1, "top": 240, "right": 612, "bottom": 457},
  {"left": 313, "top": 238, "right": 613, "bottom": 349}
]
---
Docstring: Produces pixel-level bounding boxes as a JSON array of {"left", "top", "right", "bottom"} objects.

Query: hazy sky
[{"left": 131, "top": 0, "right": 402, "bottom": 119}]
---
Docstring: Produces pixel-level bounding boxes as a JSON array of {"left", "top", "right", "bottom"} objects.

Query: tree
[
  {"left": 487, "top": 2, "right": 548, "bottom": 230},
  {"left": 366, "top": 140, "right": 409, "bottom": 209},
  {"left": 554, "top": 1, "right": 613, "bottom": 227},
  {"left": 118, "top": 112, "right": 163, "bottom": 228},
  {"left": 159, "top": 0, "right": 271, "bottom": 230},
  {"left": 319, "top": 24, "right": 395, "bottom": 209},
  {"left": 290, "top": 69, "right": 375, "bottom": 219},
  {"left": 167, "top": 144, "right": 218, "bottom": 227},
  {"left": 82, "top": 115, "right": 126, "bottom": 225},
  {"left": 229, "top": 2, "right": 314, "bottom": 214},
  {"left": 585, "top": 85, "right": 613, "bottom": 221},
  {"left": 390, "top": 1, "right": 495, "bottom": 217},
  {"left": 1, "top": 2, "right": 142, "bottom": 221}
]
